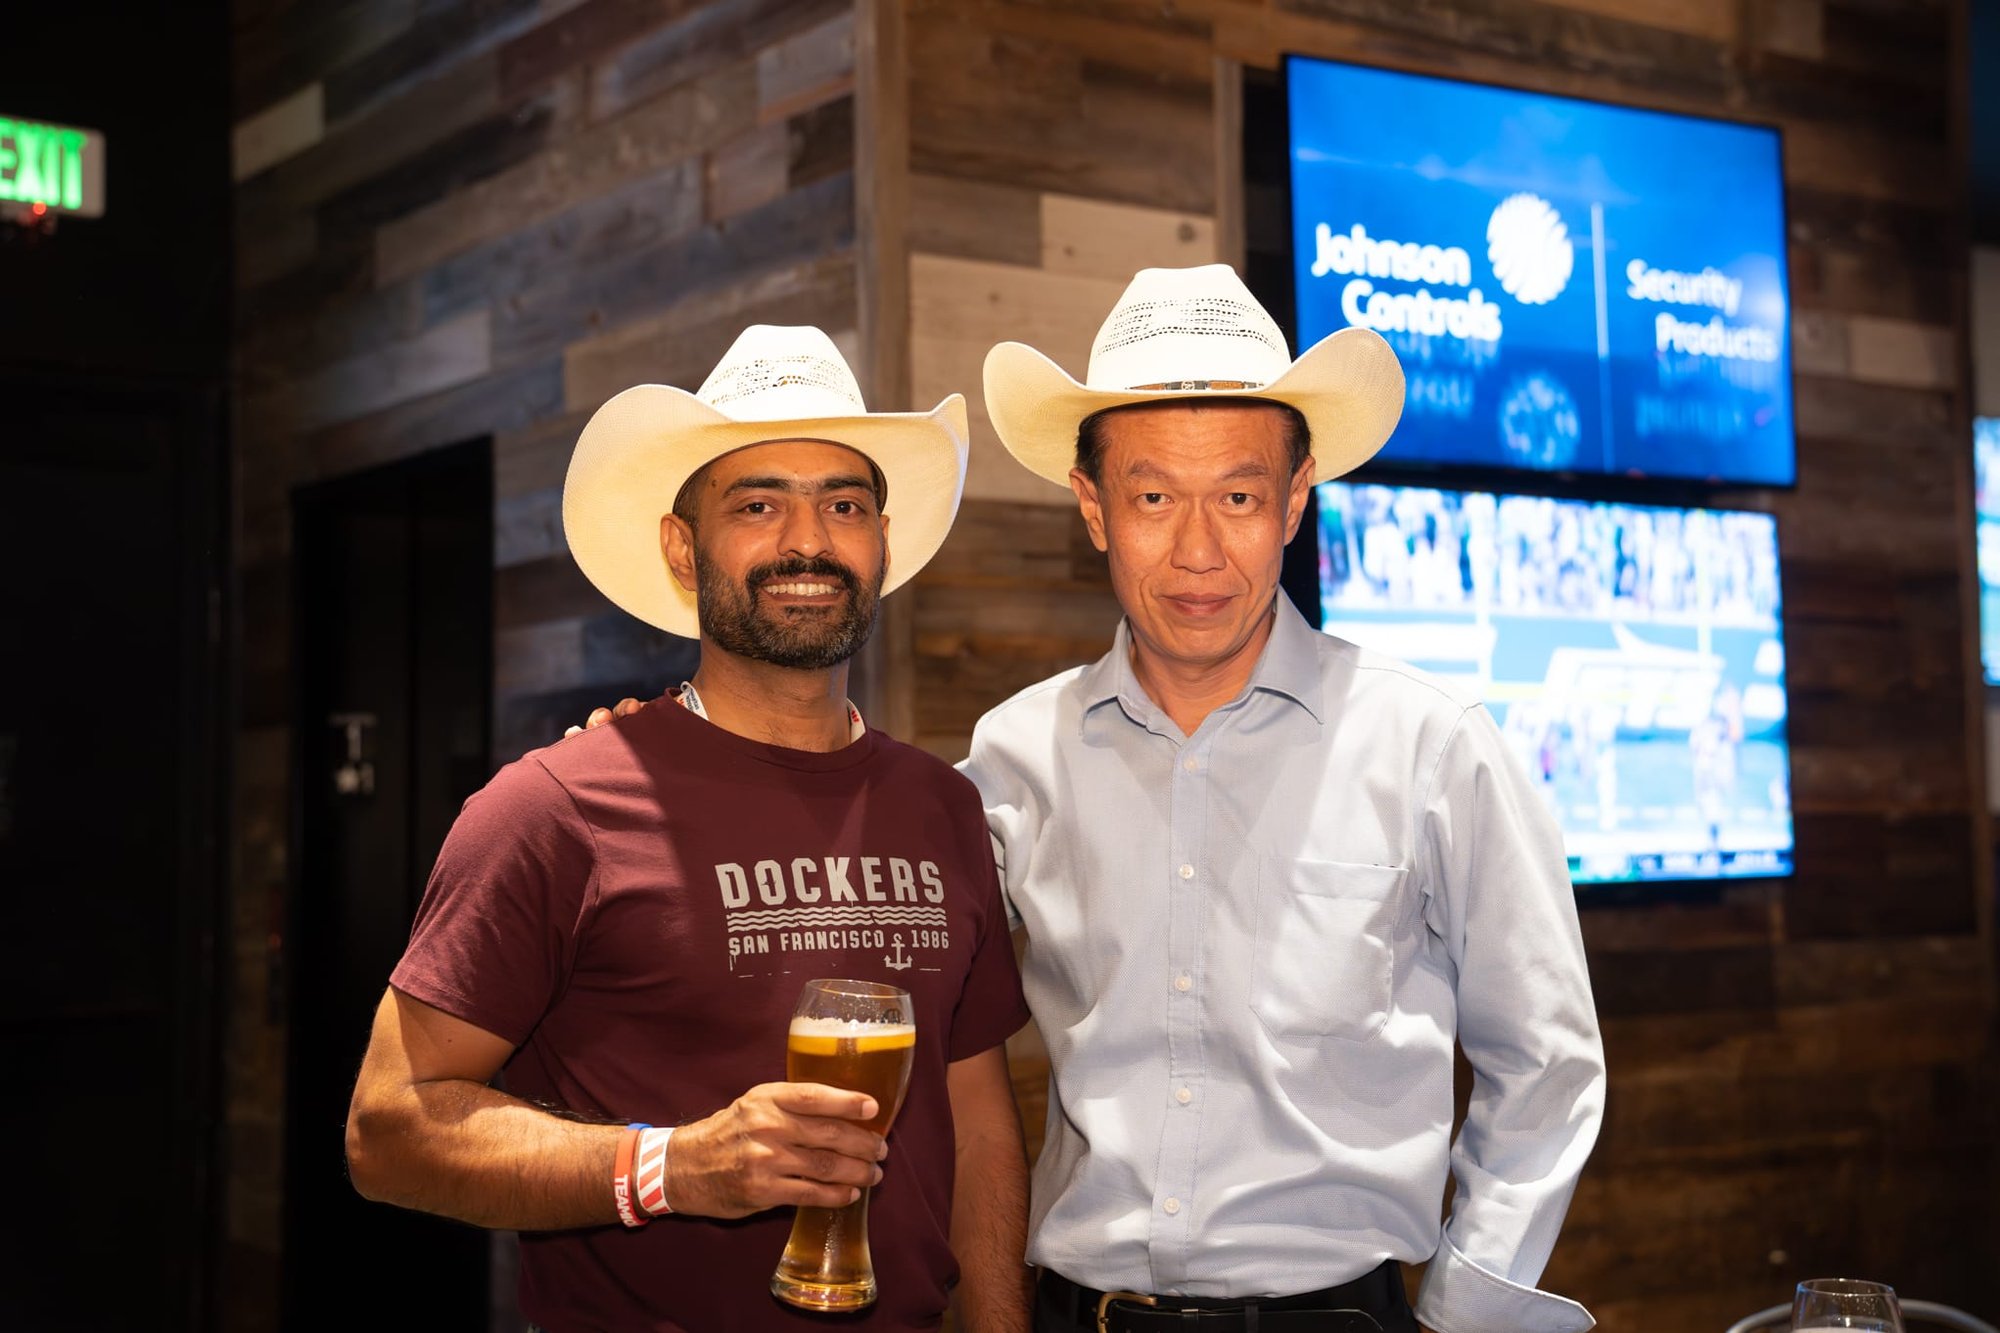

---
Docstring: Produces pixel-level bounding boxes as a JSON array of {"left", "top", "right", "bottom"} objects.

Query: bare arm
[
  {"left": 944, "top": 1044, "right": 1033, "bottom": 1333},
  {"left": 345, "top": 987, "right": 889, "bottom": 1230}
]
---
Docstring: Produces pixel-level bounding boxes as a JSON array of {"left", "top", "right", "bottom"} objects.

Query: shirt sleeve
[
  {"left": 1412, "top": 705, "right": 1605, "bottom": 1333},
  {"left": 390, "top": 756, "right": 597, "bottom": 1048},
  {"left": 957, "top": 714, "right": 1029, "bottom": 933},
  {"left": 943, "top": 777, "right": 1032, "bottom": 1062}
]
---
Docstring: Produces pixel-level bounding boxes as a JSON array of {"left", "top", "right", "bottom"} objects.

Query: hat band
[{"left": 1128, "top": 378, "right": 1266, "bottom": 391}]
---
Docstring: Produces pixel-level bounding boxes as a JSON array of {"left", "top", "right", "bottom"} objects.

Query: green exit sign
[{"left": 0, "top": 115, "right": 104, "bottom": 218}]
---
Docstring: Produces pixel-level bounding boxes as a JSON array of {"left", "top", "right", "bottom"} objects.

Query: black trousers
[{"left": 1033, "top": 1262, "right": 1420, "bottom": 1333}]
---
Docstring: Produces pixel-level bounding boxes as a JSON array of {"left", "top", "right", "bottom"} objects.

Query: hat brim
[
  {"left": 982, "top": 326, "right": 1406, "bottom": 487},
  {"left": 562, "top": 385, "right": 969, "bottom": 638}
]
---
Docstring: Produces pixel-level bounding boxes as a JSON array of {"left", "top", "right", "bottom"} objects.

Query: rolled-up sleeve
[{"left": 1413, "top": 705, "right": 1606, "bottom": 1333}]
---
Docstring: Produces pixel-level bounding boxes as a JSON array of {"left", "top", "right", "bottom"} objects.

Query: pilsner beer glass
[{"left": 770, "top": 979, "right": 916, "bottom": 1313}]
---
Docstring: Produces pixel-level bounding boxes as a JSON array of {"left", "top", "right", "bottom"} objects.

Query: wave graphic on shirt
[{"left": 727, "top": 906, "right": 948, "bottom": 931}]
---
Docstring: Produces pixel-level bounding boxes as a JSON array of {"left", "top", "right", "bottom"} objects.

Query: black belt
[{"left": 1039, "top": 1261, "right": 1404, "bottom": 1333}]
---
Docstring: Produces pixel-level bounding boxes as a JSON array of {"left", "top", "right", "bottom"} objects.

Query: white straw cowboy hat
[
  {"left": 563, "top": 324, "right": 969, "bottom": 638},
  {"left": 983, "top": 263, "right": 1405, "bottom": 485}
]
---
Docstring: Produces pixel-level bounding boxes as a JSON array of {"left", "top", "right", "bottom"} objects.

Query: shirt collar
[
  {"left": 1254, "top": 594, "right": 1326, "bottom": 722},
  {"left": 675, "top": 680, "right": 867, "bottom": 742},
  {"left": 1079, "top": 594, "right": 1325, "bottom": 736}
]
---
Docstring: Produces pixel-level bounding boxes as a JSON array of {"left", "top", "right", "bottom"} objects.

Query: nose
[
  {"left": 1170, "top": 503, "right": 1224, "bottom": 574},
  {"left": 778, "top": 501, "right": 831, "bottom": 558}
]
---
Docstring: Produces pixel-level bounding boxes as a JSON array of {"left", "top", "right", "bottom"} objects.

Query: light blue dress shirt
[{"left": 960, "top": 596, "right": 1605, "bottom": 1333}]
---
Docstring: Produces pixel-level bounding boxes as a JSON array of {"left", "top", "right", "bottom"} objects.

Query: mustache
[{"left": 747, "top": 556, "right": 858, "bottom": 593}]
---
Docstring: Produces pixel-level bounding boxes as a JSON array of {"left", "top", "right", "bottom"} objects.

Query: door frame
[{"left": 281, "top": 436, "right": 495, "bottom": 1330}]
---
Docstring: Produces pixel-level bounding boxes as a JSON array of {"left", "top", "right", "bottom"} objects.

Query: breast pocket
[{"left": 1251, "top": 856, "right": 1407, "bottom": 1043}]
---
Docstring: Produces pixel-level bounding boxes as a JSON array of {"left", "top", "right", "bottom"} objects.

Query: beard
[{"left": 693, "top": 548, "right": 884, "bottom": 670}]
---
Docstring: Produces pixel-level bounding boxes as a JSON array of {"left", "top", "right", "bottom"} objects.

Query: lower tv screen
[
  {"left": 1313, "top": 482, "right": 1794, "bottom": 887},
  {"left": 1977, "top": 418, "right": 2000, "bottom": 685}
]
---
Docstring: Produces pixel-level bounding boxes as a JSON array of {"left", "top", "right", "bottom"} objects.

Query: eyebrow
[
  {"left": 1121, "top": 459, "right": 1274, "bottom": 483},
  {"left": 721, "top": 474, "right": 878, "bottom": 497}
]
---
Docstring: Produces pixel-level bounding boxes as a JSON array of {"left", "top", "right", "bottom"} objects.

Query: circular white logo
[{"left": 1486, "top": 193, "right": 1574, "bottom": 305}]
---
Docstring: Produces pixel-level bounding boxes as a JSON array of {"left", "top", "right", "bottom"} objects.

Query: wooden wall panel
[
  {"left": 910, "top": 253, "right": 1128, "bottom": 505},
  {"left": 226, "top": 4, "right": 862, "bottom": 1328},
  {"left": 908, "top": 183, "right": 1216, "bottom": 508},
  {"left": 896, "top": 0, "right": 1999, "bottom": 1327}
]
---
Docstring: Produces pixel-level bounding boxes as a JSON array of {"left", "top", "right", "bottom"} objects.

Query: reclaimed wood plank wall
[{"left": 227, "top": 1, "right": 861, "bottom": 1324}]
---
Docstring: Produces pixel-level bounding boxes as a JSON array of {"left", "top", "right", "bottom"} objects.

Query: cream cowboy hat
[
  {"left": 983, "top": 263, "right": 1404, "bottom": 486},
  {"left": 563, "top": 324, "right": 969, "bottom": 638}
]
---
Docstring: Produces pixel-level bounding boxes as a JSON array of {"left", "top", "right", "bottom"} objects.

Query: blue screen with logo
[
  {"left": 1288, "top": 56, "right": 1795, "bottom": 486},
  {"left": 1315, "top": 482, "right": 1795, "bottom": 886}
]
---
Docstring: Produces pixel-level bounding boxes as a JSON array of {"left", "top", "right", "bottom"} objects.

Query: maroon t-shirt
[{"left": 391, "top": 697, "right": 1030, "bottom": 1333}]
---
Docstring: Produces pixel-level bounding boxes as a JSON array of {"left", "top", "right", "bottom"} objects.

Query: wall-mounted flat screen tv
[
  {"left": 1310, "top": 482, "right": 1794, "bottom": 886},
  {"left": 1977, "top": 418, "right": 2000, "bottom": 685},
  {"left": 1287, "top": 55, "right": 1795, "bottom": 486}
]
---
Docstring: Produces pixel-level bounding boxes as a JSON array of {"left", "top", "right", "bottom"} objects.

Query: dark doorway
[
  {"left": 0, "top": 369, "right": 227, "bottom": 1332},
  {"left": 285, "top": 439, "right": 494, "bottom": 1331}
]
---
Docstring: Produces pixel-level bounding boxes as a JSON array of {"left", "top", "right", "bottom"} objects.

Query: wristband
[
  {"left": 633, "top": 1126, "right": 677, "bottom": 1217},
  {"left": 613, "top": 1122, "right": 649, "bottom": 1229}
]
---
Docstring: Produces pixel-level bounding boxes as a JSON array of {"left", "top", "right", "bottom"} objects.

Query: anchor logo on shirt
[{"left": 884, "top": 934, "right": 912, "bottom": 970}]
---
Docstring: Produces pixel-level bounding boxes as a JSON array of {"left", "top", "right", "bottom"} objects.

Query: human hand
[
  {"left": 562, "top": 696, "right": 644, "bottom": 738},
  {"left": 661, "top": 1082, "right": 888, "bottom": 1219}
]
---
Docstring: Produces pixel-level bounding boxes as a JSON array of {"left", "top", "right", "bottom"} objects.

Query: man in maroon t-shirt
[{"left": 345, "top": 326, "right": 1033, "bottom": 1332}]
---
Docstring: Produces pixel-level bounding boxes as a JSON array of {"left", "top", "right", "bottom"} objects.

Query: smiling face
[
  {"left": 662, "top": 439, "right": 890, "bottom": 670},
  {"left": 1070, "top": 399, "right": 1314, "bottom": 687}
]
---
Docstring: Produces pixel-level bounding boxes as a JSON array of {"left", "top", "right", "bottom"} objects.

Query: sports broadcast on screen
[{"left": 1315, "top": 482, "right": 1795, "bottom": 886}]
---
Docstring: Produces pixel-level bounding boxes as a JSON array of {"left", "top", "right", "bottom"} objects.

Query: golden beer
[
  {"left": 770, "top": 992, "right": 916, "bottom": 1313},
  {"left": 785, "top": 1019, "right": 916, "bottom": 1136}
]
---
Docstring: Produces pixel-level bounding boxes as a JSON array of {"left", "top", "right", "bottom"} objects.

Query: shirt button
[
  {"left": 1183, "top": 755, "right": 1199, "bottom": 773},
  {"left": 1178, "top": 863, "right": 1194, "bottom": 880},
  {"left": 1163, "top": 1197, "right": 1181, "bottom": 1215},
  {"left": 1176, "top": 1087, "right": 1192, "bottom": 1105},
  {"left": 1174, "top": 974, "right": 1191, "bottom": 992}
]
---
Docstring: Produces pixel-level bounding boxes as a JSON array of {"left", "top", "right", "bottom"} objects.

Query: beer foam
[{"left": 789, "top": 1016, "right": 916, "bottom": 1050}]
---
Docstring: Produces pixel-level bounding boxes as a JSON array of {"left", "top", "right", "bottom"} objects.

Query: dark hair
[
  {"left": 672, "top": 461, "right": 713, "bottom": 532},
  {"left": 1074, "top": 399, "right": 1312, "bottom": 484},
  {"left": 670, "top": 453, "right": 889, "bottom": 533}
]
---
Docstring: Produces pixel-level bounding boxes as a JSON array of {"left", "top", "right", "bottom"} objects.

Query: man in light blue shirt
[{"left": 966, "top": 265, "right": 1605, "bottom": 1333}]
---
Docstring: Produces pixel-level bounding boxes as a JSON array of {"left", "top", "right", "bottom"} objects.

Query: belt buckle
[{"left": 1095, "top": 1290, "right": 1159, "bottom": 1333}]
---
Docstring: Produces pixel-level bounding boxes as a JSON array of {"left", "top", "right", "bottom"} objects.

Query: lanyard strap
[{"left": 674, "top": 680, "right": 867, "bottom": 742}]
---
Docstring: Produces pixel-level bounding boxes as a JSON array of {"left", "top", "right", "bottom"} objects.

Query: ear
[
  {"left": 1280, "top": 457, "right": 1315, "bottom": 546},
  {"left": 1069, "top": 468, "right": 1109, "bottom": 553},
  {"left": 877, "top": 510, "right": 891, "bottom": 580},
  {"left": 662, "top": 513, "right": 698, "bottom": 594}
]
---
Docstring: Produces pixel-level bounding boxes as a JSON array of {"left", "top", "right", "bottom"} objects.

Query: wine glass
[
  {"left": 769, "top": 979, "right": 915, "bottom": 1313},
  {"left": 1793, "top": 1278, "right": 1906, "bottom": 1332}
]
